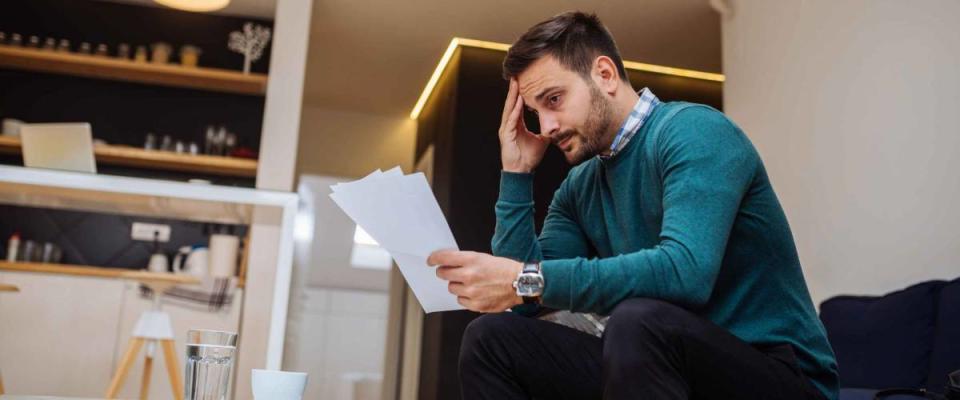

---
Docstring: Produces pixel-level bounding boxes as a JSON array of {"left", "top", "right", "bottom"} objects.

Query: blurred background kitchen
[{"left": 1, "top": 1, "right": 958, "bottom": 400}]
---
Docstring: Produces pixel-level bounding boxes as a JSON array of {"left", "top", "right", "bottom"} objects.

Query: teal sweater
[{"left": 492, "top": 102, "right": 839, "bottom": 399}]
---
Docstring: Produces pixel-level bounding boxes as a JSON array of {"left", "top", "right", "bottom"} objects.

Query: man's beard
[{"left": 556, "top": 84, "right": 615, "bottom": 164}]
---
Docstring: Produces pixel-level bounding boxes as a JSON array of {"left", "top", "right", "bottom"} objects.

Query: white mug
[
  {"left": 173, "top": 246, "right": 209, "bottom": 277},
  {"left": 251, "top": 369, "right": 308, "bottom": 400},
  {"left": 185, "top": 247, "right": 209, "bottom": 277}
]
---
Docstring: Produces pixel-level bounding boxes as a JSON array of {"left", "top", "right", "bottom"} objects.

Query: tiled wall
[{"left": 283, "top": 286, "right": 388, "bottom": 400}]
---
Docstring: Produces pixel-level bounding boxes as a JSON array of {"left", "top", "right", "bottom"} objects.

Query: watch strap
[
  {"left": 522, "top": 262, "right": 541, "bottom": 274},
  {"left": 519, "top": 262, "right": 543, "bottom": 304}
]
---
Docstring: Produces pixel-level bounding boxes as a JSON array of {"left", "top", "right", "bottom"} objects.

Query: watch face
[{"left": 516, "top": 273, "right": 544, "bottom": 296}]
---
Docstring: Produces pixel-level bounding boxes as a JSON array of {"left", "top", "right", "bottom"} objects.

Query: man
[{"left": 426, "top": 11, "right": 838, "bottom": 400}]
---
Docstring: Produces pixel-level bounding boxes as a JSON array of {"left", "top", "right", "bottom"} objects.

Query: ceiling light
[{"left": 153, "top": 0, "right": 230, "bottom": 12}]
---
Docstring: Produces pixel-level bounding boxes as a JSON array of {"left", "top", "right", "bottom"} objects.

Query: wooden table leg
[
  {"left": 0, "top": 370, "right": 5, "bottom": 395},
  {"left": 140, "top": 352, "right": 154, "bottom": 400},
  {"left": 161, "top": 339, "right": 184, "bottom": 400},
  {"left": 106, "top": 337, "right": 145, "bottom": 398}
]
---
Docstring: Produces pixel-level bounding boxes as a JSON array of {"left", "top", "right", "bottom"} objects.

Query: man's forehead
[{"left": 517, "top": 56, "right": 568, "bottom": 97}]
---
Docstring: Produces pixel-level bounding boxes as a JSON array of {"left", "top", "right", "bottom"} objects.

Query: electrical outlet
[{"left": 131, "top": 222, "right": 171, "bottom": 242}]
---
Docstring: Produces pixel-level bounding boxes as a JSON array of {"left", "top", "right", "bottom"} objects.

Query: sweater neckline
[{"left": 599, "top": 102, "right": 664, "bottom": 169}]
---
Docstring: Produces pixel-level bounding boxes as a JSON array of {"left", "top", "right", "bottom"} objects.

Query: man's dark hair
[{"left": 503, "top": 11, "right": 629, "bottom": 82}]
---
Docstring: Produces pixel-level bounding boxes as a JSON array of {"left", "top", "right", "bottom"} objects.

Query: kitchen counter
[{"left": 0, "top": 165, "right": 298, "bottom": 394}]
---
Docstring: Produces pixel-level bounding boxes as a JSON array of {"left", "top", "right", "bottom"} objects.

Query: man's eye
[{"left": 548, "top": 95, "right": 561, "bottom": 106}]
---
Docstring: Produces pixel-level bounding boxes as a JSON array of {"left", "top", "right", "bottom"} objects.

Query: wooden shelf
[
  {"left": 0, "top": 44, "right": 267, "bottom": 95},
  {"left": 0, "top": 261, "right": 200, "bottom": 285},
  {"left": 0, "top": 135, "right": 257, "bottom": 178}
]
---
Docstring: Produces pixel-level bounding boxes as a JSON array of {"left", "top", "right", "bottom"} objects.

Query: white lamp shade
[{"left": 153, "top": 0, "right": 230, "bottom": 12}]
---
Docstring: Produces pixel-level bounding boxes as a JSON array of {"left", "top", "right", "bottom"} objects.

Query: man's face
[{"left": 517, "top": 55, "right": 615, "bottom": 164}]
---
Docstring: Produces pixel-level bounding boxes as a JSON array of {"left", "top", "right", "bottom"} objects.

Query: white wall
[
  {"left": 296, "top": 106, "right": 416, "bottom": 180},
  {"left": 283, "top": 287, "right": 387, "bottom": 400},
  {"left": 722, "top": 0, "right": 960, "bottom": 305}
]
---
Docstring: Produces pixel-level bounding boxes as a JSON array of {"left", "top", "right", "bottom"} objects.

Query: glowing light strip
[
  {"left": 410, "top": 37, "right": 725, "bottom": 119},
  {"left": 622, "top": 60, "right": 725, "bottom": 82},
  {"left": 409, "top": 38, "right": 462, "bottom": 120}
]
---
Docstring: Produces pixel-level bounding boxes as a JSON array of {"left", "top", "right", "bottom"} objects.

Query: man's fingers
[
  {"left": 500, "top": 79, "right": 519, "bottom": 125},
  {"left": 457, "top": 296, "right": 472, "bottom": 309},
  {"left": 427, "top": 249, "right": 458, "bottom": 266},
  {"left": 427, "top": 249, "right": 476, "bottom": 267},
  {"left": 500, "top": 93, "right": 523, "bottom": 140},
  {"left": 447, "top": 281, "right": 467, "bottom": 297},
  {"left": 435, "top": 265, "right": 466, "bottom": 282}
]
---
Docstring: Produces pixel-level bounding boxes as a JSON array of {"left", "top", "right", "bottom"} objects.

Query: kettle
[{"left": 172, "top": 245, "right": 209, "bottom": 278}]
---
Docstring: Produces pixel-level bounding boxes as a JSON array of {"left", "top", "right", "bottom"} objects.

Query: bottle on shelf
[
  {"left": 117, "top": 43, "right": 131, "bottom": 60},
  {"left": 56, "top": 39, "right": 70, "bottom": 53},
  {"left": 144, "top": 132, "right": 157, "bottom": 150},
  {"left": 5, "top": 232, "right": 20, "bottom": 262}
]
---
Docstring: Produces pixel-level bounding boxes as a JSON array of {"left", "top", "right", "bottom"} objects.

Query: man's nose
[{"left": 539, "top": 115, "right": 560, "bottom": 138}]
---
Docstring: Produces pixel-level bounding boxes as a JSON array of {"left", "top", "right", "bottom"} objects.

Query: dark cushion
[
  {"left": 820, "top": 280, "right": 944, "bottom": 389},
  {"left": 839, "top": 388, "right": 929, "bottom": 400},
  {"left": 928, "top": 277, "right": 960, "bottom": 390}
]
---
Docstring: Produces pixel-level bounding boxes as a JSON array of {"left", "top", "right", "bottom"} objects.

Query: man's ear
[{"left": 592, "top": 56, "right": 621, "bottom": 95}]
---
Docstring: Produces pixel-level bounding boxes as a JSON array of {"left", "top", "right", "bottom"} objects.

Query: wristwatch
[{"left": 512, "top": 262, "right": 544, "bottom": 304}]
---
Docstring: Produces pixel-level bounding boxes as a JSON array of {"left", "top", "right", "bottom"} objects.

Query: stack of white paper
[{"left": 329, "top": 167, "right": 464, "bottom": 313}]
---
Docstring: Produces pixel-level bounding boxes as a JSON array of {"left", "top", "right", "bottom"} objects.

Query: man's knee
[
  {"left": 459, "top": 313, "right": 519, "bottom": 370},
  {"left": 605, "top": 298, "right": 688, "bottom": 340},
  {"left": 462, "top": 313, "right": 515, "bottom": 348}
]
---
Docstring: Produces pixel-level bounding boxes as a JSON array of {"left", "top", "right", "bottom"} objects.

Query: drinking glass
[{"left": 184, "top": 329, "right": 238, "bottom": 400}]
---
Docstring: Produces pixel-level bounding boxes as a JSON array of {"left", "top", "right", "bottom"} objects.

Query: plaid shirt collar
[{"left": 601, "top": 88, "right": 660, "bottom": 159}]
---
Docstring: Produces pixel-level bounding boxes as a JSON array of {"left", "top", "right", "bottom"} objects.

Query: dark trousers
[{"left": 459, "top": 298, "right": 827, "bottom": 400}]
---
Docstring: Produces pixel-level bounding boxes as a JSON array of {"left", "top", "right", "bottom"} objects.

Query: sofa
[{"left": 820, "top": 277, "right": 960, "bottom": 400}]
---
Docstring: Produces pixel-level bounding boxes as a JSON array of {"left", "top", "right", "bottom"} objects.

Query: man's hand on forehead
[{"left": 498, "top": 78, "right": 549, "bottom": 173}]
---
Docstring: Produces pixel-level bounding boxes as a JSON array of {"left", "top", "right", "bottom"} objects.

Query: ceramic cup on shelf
[
  {"left": 147, "top": 252, "right": 169, "bottom": 273},
  {"left": 251, "top": 369, "right": 308, "bottom": 400},
  {"left": 151, "top": 42, "right": 172, "bottom": 64},
  {"left": 208, "top": 234, "right": 239, "bottom": 278},
  {"left": 180, "top": 45, "right": 202, "bottom": 67},
  {"left": 173, "top": 245, "right": 209, "bottom": 278}
]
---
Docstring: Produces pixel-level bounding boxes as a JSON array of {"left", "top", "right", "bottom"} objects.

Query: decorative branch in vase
[{"left": 228, "top": 22, "right": 271, "bottom": 74}]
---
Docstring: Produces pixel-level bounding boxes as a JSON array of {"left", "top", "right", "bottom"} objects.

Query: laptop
[{"left": 20, "top": 122, "right": 97, "bottom": 173}]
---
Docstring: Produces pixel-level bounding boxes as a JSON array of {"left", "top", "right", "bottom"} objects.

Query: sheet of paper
[{"left": 329, "top": 168, "right": 463, "bottom": 313}]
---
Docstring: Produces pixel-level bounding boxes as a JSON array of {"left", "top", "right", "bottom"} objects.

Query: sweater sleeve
[
  {"left": 491, "top": 171, "right": 593, "bottom": 262},
  {"left": 540, "top": 107, "right": 759, "bottom": 314},
  {"left": 491, "top": 170, "right": 593, "bottom": 314}
]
